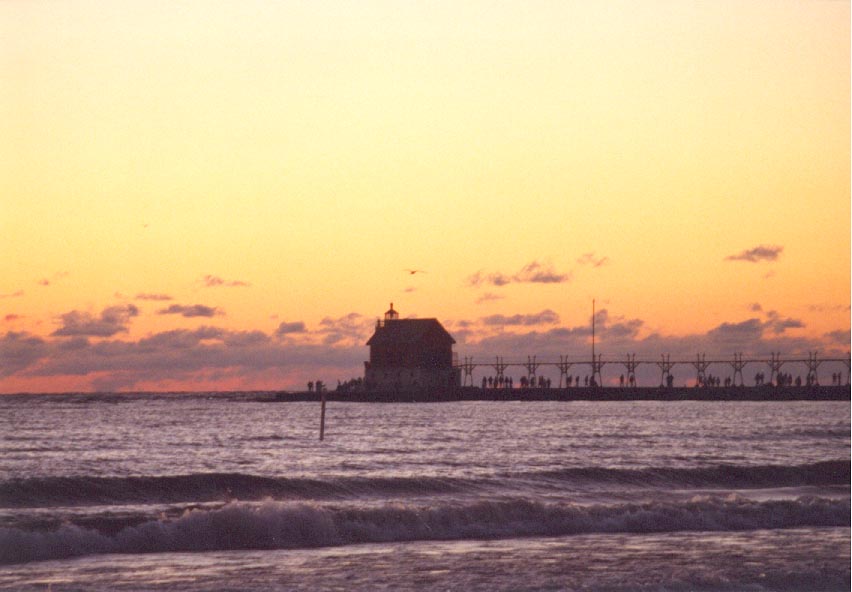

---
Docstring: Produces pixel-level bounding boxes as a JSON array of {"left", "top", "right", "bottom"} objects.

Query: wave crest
[
  {"left": 1, "top": 461, "right": 847, "bottom": 509},
  {"left": 1, "top": 495, "right": 847, "bottom": 565}
]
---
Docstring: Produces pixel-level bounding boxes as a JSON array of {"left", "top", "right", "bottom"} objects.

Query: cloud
[
  {"left": 768, "top": 317, "right": 804, "bottom": 334},
  {"left": 222, "top": 330, "right": 270, "bottom": 347},
  {"left": 202, "top": 275, "right": 250, "bottom": 288},
  {"left": 809, "top": 304, "right": 851, "bottom": 313},
  {"left": 456, "top": 306, "right": 832, "bottom": 362},
  {"left": 157, "top": 304, "right": 222, "bottom": 318},
  {"left": 136, "top": 293, "right": 174, "bottom": 301},
  {"left": 4, "top": 314, "right": 22, "bottom": 322},
  {"left": 466, "top": 271, "right": 508, "bottom": 287},
  {"left": 317, "top": 313, "right": 375, "bottom": 346},
  {"left": 0, "top": 290, "right": 24, "bottom": 299},
  {"left": 475, "top": 292, "right": 505, "bottom": 304},
  {"left": 51, "top": 305, "right": 139, "bottom": 338},
  {"left": 577, "top": 252, "right": 609, "bottom": 268},
  {"left": 3, "top": 301, "right": 848, "bottom": 392},
  {"left": 276, "top": 321, "right": 307, "bottom": 336},
  {"left": 37, "top": 272, "right": 69, "bottom": 287},
  {"left": 467, "top": 261, "right": 571, "bottom": 288},
  {"left": 725, "top": 245, "right": 783, "bottom": 263},
  {"left": 705, "top": 319, "right": 765, "bottom": 347},
  {"left": 481, "top": 310, "right": 561, "bottom": 327},
  {"left": 12, "top": 325, "right": 365, "bottom": 391},
  {"left": 0, "top": 332, "right": 48, "bottom": 377},
  {"left": 825, "top": 329, "right": 851, "bottom": 345},
  {"left": 764, "top": 311, "right": 805, "bottom": 335},
  {"left": 138, "top": 326, "right": 225, "bottom": 350},
  {"left": 515, "top": 262, "right": 570, "bottom": 284},
  {"left": 594, "top": 309, "right": 644, "bottom": 343}
]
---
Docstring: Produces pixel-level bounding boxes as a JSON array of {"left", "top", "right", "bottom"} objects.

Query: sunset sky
[{"left": 2, "top": 0, "right": 849, "bottom": 392}]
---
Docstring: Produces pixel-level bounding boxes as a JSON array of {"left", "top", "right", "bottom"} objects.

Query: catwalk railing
[{"left": 456, "top": 352, "right": 851, "bottom": 388}]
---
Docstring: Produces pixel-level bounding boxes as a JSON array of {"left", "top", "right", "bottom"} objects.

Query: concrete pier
[{"left": 272, "top": 385, "right": 850, "bottom": 403}]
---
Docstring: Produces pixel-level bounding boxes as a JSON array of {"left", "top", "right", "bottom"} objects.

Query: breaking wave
[
  {"left": 0, "top": 473, "right": 469, "bottom": 508},
  {"left": 533, "top": 460, "right": 850, "bottom": 489},
  {"left": 1, "top": 496, "right": 847, "bottom": 565},
  {"left": 1, "top": 461, "right": 847, "bottom": 508}
]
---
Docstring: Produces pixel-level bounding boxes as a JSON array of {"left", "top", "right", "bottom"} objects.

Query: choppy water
[{"left": 0, "top": 394, "right": 849, "bottom": 591}]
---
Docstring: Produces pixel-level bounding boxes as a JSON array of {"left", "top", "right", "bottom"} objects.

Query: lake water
[{"left": 1, "top": 394, "right": 849, "bottom": 591}]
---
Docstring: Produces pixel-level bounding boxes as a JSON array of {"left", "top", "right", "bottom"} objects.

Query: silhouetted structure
[
  {"left": 454, "top": 351, "right": 849, "bottom": 388},
  {"left": 364, "top": 304, "right": 460, "bottom": 392}
]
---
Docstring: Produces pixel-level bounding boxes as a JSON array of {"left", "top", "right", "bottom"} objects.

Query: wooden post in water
[{"left": 319, "top": 391, "right": 327, "bottom": 441}]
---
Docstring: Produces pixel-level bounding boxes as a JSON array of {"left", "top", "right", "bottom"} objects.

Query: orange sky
[{"left": 1, "top": 0, "right": 849, "bottom": 392}]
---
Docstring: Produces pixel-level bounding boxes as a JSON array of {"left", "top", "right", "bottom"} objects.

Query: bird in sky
[{"left": 405, "top": 269, "right": 427, "bottom": 275}]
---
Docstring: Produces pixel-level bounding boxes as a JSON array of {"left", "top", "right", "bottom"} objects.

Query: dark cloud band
[
  {"left": 158, "top": 304, "right": 221, "bottom": 318},
  {"left": 725, "top": 245, "right": 783, "bottom": 263}
]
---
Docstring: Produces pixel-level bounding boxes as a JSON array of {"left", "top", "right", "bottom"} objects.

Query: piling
[{"left": 319, "top": 391, "right": 327, "bottom": 440}]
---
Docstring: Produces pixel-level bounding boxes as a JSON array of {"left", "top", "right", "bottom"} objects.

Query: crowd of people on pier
[
  {"left": 480, "top": 375, "right": 606, "bottom": 389},
  {"left": 325, "top": 369, "right": 847, "bottom": 393},
  {"left": 473, "top": 371, "right": 847, "bottom": 389}
]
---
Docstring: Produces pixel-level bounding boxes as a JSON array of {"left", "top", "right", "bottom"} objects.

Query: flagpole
[{"left": 592, "top": 298, "right": 595, "bottom": 384}]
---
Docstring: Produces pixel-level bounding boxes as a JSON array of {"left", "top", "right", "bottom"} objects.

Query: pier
[
  {"left": 275, "top": 384, "right": 850, "bottom": 403},
  {"left": 457, "top": 352, "right": 850, "bottom": 389},
  {"left": 273, "top": 351, "right": 851, "bottom": 403}
]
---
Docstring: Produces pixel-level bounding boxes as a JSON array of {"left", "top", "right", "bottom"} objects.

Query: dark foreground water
[{"left": 1, "top": 394, "right": 849, "bottom": 591}]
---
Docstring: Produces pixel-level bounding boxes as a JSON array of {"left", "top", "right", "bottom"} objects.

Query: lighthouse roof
[{"left": 366, "top": 318, "right": 455, "bottom": 347}]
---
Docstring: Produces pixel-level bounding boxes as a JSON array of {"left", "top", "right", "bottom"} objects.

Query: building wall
[
  {"left": 364, "top": 318, "right": 458, "bottom": 392},
  {"left": 364, "top": 365, "right": 460, "bottom": 392},
  {"left": 369, "top": 343, "right": 452, "bottom": 369}
]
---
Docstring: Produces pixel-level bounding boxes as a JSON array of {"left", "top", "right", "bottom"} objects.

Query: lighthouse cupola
[{"left": 384, "top": 302, "right": 399, "bottom": 322}]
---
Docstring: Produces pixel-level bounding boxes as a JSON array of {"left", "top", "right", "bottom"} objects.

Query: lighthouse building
[{"left": 364, "top": 304, "right": 460, "bottom": 392}]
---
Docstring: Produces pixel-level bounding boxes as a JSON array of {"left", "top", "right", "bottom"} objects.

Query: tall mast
[{"left": 592, "top": 298, "right": 595, "bottom": 370}]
